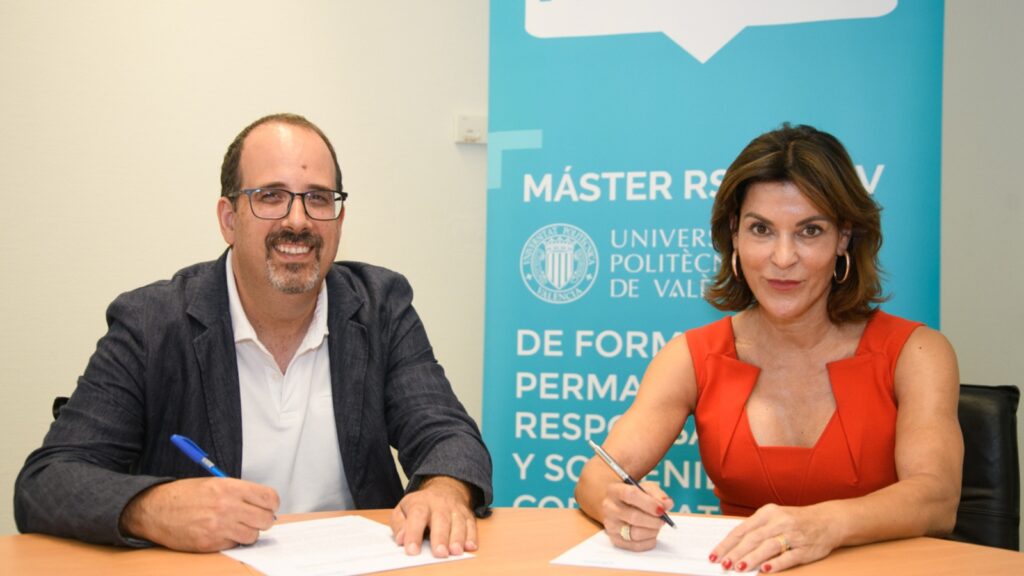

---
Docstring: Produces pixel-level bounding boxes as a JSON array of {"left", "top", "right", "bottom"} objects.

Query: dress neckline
[{"left": 726, "top": 312, "right": 879, "bottom": 451}]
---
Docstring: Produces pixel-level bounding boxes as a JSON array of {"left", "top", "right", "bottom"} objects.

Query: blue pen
[{"left": 171, "top": 434, "right": 228, "bottom": 477}]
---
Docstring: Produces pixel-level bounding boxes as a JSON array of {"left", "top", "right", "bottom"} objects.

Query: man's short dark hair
[{"left": 220, "top": 113, "right": 343, "bottom": 202}]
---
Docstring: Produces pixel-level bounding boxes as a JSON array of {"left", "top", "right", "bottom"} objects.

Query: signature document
[
  {"left": 552, "top": 514, "right": 743, "bottom": 575},
  {"left": 222, "top": 515, "right": 473, "bottom": 576}
]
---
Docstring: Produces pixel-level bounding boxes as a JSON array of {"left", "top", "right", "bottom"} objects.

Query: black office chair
[
  {"left": 52, "top": 396, "right": 69, "bottom": 420},
  {"left": 949, "top": 384, "right": 1020, "bottom": 550}
]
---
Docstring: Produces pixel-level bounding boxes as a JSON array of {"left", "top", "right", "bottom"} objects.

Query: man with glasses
[{"left": 15, "top": 114, "right": 493, "bottom": 556}]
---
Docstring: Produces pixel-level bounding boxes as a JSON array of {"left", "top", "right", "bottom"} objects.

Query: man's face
[{"left": 218, "top": 122, "right": 343, "bottom": 297}]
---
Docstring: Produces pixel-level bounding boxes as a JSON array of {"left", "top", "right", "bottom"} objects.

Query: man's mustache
[{"left": 265, "top": 230, "right": 323, "bottom": 253}]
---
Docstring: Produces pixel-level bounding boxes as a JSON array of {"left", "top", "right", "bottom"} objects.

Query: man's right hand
[{"left": 119, "top": 478, "right": 279, "bottom": 552}]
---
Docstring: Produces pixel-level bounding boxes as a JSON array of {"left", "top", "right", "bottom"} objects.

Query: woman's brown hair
[{"left": 705, "top": 124, "right": 886, "bottom": 323}]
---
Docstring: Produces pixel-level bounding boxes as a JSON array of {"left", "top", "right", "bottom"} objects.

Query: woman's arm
[
  {"left": 574, "top": 334, "right": 698, "bottom": 550},
  {"left": 829, "top": 326, "right": 963, "bottom": 540},
  {"left": 712, "top": 326, "right": 962, "bottom": 573}
]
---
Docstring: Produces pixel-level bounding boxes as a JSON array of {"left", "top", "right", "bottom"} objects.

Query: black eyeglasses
[{"left": 233, "top": 188, "right": 348, "bottom": 221}]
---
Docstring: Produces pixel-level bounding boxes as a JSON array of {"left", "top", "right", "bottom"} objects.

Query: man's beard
[{"left": 264, "top": 230, "right": 324, "bottom": 294}]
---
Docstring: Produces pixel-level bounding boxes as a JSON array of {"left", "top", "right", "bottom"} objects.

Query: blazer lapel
[
  {"left": 325, "top": 267, "right": 369, "bottom": 492},
  {"left": 187, "top": 250, "right": 244, "bottom": 477}
]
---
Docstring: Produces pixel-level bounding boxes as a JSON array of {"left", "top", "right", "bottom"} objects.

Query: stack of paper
[
  {"left": 552, "top": 515, "right": 743, "bottom": 575},
  {"left": 222, "top": 515, "right": 473, "bottom": 576}
]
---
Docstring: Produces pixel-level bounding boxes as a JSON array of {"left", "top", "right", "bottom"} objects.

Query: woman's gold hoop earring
[
  {"left": 731, "top": 251, "right": 742, "bottom": 281},
  {"left": 834, "top": 251, "right": 851, "bottom": 284}
]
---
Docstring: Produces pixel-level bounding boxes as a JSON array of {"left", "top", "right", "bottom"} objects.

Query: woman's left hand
[{"left": 709, "top": 503, "right": 840, "bottom": 573}]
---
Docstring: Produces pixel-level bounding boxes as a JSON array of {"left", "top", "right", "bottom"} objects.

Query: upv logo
[{"left": 525, "top": 0, "right": 897, "bottom": 63}]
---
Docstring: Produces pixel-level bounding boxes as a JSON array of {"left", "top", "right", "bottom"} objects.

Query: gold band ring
[
  {"left": 776, "top": 534, "right": 790, "bottom": 554},
  {"left": 620, "top": 524, "right": 632, "bottom": 542}
]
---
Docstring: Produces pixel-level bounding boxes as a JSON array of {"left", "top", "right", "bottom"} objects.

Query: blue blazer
[{"left": 15, "top": 251, "right": 492, "bottom": 545}]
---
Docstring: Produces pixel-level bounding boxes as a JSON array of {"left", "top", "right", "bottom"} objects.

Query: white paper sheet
[
  {"left": 221, "top": 515, "right": 473, "bottom": 576},
  {"left": 551, "top": 514, "right": 743, "bottom": 575}
]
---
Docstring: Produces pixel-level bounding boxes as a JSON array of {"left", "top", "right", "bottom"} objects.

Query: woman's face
[{"left": 734, "top": 181, "right": 851, "bottom": 323}]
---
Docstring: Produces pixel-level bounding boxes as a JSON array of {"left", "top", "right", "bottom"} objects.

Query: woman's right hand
[{"left": 601, "top": 481, "right": 674, "bottom": 551}]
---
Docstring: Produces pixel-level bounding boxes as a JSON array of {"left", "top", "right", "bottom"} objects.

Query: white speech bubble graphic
[{"left": 525, "top": 0, "right": 898, "bottom": 63}]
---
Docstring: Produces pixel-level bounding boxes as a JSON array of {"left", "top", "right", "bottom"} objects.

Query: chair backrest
[
  {"left": 52, "top": 396, "right": 69, "bottom": 420},
  {"left": 950, "top": 384, "right": 1020, "bottom": 550}
]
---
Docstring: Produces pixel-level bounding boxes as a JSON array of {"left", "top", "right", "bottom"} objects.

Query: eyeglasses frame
[{"left": 232, "top": 188, "right": 349, "bottom": 221}]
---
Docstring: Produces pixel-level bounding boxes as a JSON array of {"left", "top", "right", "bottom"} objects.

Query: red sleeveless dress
[{"left": 686, "top": 310, "right": 922, "bottom": 516}]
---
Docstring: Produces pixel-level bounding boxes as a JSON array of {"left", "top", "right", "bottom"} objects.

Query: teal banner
[{"left": 483, "top": 1, "right": 943, "bottom": 512}]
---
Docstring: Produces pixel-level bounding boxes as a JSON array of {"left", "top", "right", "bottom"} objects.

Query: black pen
[{"left": 588, "top": 438, "right": 676, "bottom": 528}]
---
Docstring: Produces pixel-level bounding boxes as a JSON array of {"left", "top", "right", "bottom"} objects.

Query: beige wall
[
  {"left": 0, "top": 0, "right": 489, "bottom": 534},
  {"left": 942, "top": 0, "right": 1024, "bottom": 541},
  {"left": 0, "top": 0, "right": 1019, "bottom": 539}
]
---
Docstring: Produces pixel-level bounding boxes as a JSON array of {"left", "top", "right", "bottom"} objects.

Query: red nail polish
[
  {"left": 763, "top": 563, "right": 773, "bottom": 573},
  {"left": 737, "top": 561, "right": 747, "bottom": 571},
  {"left": 656, "top": 506, "right": 666, "bottom": 516},
  {"left": 709, "top": 553, "right": 718, "bottom": 563},
  {"left": 722, "top": 559, "right": 732, "bottom": 569}
]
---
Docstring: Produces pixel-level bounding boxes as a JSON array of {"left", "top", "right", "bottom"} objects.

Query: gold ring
[
  {"left": 620, "top": 524, "right": 632, "bottom": 542},
  {"left": 776, "top": 534, "right": 790, "bottom": 554}
]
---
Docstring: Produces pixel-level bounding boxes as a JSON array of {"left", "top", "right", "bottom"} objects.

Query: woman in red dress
[{"left": 575, "top": 124, "right": 962, "bottom": 573}]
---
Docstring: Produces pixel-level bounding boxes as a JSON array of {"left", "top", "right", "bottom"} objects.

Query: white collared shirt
[{"left": 226, "top": 252, "right": 354, "bottom": 513}]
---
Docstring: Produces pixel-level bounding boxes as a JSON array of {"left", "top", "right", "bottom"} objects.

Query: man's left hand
[{"left": 390, "top": 476, "right": 477, "bottom": 558}]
